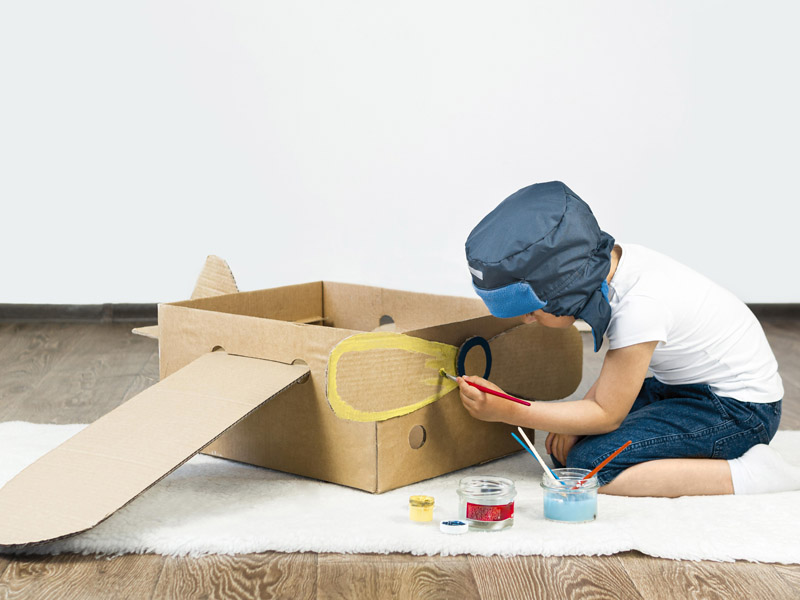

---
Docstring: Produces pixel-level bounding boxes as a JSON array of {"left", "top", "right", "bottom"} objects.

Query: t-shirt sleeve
[{"left": 606, "top": 295, "right": 670, "bottom": 350}]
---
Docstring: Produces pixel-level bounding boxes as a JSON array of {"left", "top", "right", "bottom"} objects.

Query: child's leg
[
  {"left": 560, "top": 379, "right": 784, "bottom": 497},
  {"left": 601, "top": 444, "right": 800, "bottom": 497},
  {"left": 599, "top": 457, "right": 733, "bottom": 497}
]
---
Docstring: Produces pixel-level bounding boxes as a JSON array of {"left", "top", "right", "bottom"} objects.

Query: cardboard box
[{"left": 0, "top": 257, "right": 582, "bottom": 546}]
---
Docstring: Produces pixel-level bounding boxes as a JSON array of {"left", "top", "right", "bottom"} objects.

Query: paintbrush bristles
[{"left": 439, "top": 369, "right": 458, "bottom": 382}]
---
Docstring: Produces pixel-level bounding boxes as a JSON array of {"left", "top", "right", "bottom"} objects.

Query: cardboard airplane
[{"left": 0, "top": 257, "right": 582, "bottom": 547}]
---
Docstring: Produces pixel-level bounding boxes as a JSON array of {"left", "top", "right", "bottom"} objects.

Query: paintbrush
[
  {"left": 572, "top": 439, "right": 632, "bottom": 489},
  {"left": 440, "top": 370, "right": 531, "bottom": 407},
  {"left": 516, "top": 426, "right": 561, "bottom": 481}
]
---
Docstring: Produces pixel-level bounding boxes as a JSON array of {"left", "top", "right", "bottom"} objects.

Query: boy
[{"left": 459, "top": 181, "right": 800, "bottom": 497}]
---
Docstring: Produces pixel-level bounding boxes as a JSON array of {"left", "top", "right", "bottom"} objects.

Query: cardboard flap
[
  {"left": 191, "top": 255, "right": 239, "bottom": 300},
  {"left": 0, "top": 352, "right": 309, "bottom": 547}
]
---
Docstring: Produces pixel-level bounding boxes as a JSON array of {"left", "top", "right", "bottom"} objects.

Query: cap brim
[{"left": 472, "top": 281, "right": 547, "bottom": 319}]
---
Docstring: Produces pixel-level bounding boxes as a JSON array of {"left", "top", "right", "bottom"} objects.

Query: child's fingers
[
  {"left": 457, "top": 378, "right": 483, "bottom": 403},
  {"left": 552, "top": 435, "right": 565, "bottom": 464},
  {"left": 545, "top": 432, "right": 554, "bottom": 455},
  {"left": 462, "top": 375, "right": 502, "bottom": 392}
]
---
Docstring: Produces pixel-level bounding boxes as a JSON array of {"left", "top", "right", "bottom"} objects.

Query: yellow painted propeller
[{"left": 325, "top": 324, "right": 582, "bottom": 422}]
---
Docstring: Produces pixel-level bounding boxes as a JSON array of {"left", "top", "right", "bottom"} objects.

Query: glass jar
[
  {"left": 457, "top": 476, "right": 516, "bottom": 531},
  {"left": 541, "top": 468, "right": 598, "bottom": 523}
]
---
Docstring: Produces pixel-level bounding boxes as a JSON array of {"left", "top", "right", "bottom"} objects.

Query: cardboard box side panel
[
  {"left": 321, "top": 282, "right": 383, "bottom": 332},
  {"left": 381, "top": 288, "right": 490, "bottom": 332},
  {"left": 476, "top": 324, "right": 583, "bottom": 401},
  {"left": 157, "top": 304, "right": 362, "bottom": 378},
  {"left": 374, "top": 314, "right": 533, "bottom": 491},
  {"left": 376, "top": 391, "right": 521, "bottom": 493},
  {"left": 168, "top": 282, "right": 324, "bottom": 323},
  {"left": 322, "top": 282, "right": 489, "bottom": 333},
  {"left": 158, "top": 304, "right": 379, "bottom": 491},
  {"left": 203, "top": 387, "right": 379, "bottom": 492}
]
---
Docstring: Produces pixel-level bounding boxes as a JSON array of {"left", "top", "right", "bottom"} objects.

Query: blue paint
[
  {"left": 543, "top": 492, "right": 597, "bottom": 523},
  {"left": 540, "top": 468, "right": 598, "bottom": 523}
]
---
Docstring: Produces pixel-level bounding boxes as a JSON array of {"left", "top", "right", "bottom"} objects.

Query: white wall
[{"left": 1, "top": 1, "right": 798, "bottom": 304}]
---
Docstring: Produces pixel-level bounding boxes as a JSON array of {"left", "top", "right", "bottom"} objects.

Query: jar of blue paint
[{"left": 541, "top": 468, "right": 598, "bottom": 523}]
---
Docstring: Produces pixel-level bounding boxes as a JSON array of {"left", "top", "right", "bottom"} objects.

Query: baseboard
[
  {"left": 0, "top": 304, "right": 157, "bottom": 323},
  {"left": 747, "top": 304, "right": 800, "bottom": 319},
  {"left": 0, "top": 303, "right": 797, "bottom": 324}
]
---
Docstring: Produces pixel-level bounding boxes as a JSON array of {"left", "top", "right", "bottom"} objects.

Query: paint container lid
[
  {"left": 439, "top": 519, "right": 469, "bottom": 534},
  {"left": 409, "top": 495, "right": 435, "bottom": 508}
]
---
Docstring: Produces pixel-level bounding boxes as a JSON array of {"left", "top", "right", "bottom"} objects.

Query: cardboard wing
[{"left": 0, "top": 351, "right": 309, "bottom": 547}]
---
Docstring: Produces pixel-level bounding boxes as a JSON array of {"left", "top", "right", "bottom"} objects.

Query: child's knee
[{"left": 564, "top": 439, "right": 600, "bottom": 471}]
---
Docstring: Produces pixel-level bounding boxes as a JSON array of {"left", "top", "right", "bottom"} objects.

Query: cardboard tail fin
[
  {"left": 0, "top": 352, "right": 309, "bottom": 547},
  {"left": 132, "top": 255, "right": 238, "bottom": 341},
  {"left": 191, "top": 255, "right": 239, "bottom": 300}
]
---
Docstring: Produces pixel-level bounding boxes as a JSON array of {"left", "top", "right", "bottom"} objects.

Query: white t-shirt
[{"left": 606, "top": 243, "right": 783, "bottom": 404}]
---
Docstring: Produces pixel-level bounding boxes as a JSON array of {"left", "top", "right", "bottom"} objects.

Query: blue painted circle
[{"left": 457, "top": 336, "right": 492, "bottom": 379}]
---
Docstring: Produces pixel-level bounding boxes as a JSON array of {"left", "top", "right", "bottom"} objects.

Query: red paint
[{"left": 466, "top": 501, "right": 515, "bottom": 522}]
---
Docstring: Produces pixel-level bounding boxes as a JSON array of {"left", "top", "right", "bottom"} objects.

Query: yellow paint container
[{"left": 409, "top": 495, "right": 435, "bottom": 522}]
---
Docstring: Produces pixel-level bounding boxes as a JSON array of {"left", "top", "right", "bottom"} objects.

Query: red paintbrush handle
[
  {"left": 575, "top": 440, "right": 633, "bottom": 488},
  {"left": 466, "top": 380, "right": 531, "bottom": 407}
]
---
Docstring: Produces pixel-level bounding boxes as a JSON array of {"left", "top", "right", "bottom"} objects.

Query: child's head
[{"left": 465, "top": 181, "right": 614, "bottom": 351}]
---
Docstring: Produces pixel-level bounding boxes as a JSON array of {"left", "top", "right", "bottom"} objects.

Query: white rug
[{"left": 2, "top": 422, "right": 799, "bottom": 563}]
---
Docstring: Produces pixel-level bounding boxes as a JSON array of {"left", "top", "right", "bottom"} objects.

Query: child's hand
[
  {"left": 545, "top": 432, "right": 583, "bottom": 466},
  {"left": 457, "top": 376, "right": 512, "bottom": 423}
]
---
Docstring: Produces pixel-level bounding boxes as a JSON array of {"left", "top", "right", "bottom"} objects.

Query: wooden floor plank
[
  {"left": 619, "top": 551, "right": 798, "bottom": 600},
  {"left": 152, "top": 552, "right": 316, "bottom": 600},
  {"left": 14, "top": 323, "right": 155, "bottom": 423},
  {"left": 0, "top": 323, "right": 93, "bottom": 421},
  {"left": 0, "top": 553, "right": 164, "bottom": 600},
  {"left": 120, "top": 344, "right": 159, "bottom": 401},
  {"left": 317, "top": 553, "right": 480, "bottom": 600},
  {"left": 0, "top": 323, "right": 156, "bottom": 423},
  {"left": 772, "top": 562, "right": 800, "bottom": 591},
  {"left": 470, "top": 554, "right": 643, "bottom": 600}
]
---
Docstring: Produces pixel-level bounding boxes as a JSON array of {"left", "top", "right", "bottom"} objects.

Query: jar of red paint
[{"left": 457, "top": 476, "right": 517, "bottom": 531}]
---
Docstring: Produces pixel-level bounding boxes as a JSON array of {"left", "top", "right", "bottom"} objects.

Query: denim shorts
[{"left": 551, "top": 377, "right": 782, "bottom": 486}]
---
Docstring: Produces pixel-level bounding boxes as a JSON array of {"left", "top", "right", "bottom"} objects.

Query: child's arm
[{"left": 458, "top": 340, "right": 658, "bottom": 435}]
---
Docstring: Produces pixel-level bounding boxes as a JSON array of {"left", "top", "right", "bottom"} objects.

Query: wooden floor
[{"left": 0, "top": 315, "right": 798, "bottom": 599}]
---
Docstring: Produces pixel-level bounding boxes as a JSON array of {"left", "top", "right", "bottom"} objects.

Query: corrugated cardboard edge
[{"left": 0, "top": 352, "right": 309, "bottom": 548}]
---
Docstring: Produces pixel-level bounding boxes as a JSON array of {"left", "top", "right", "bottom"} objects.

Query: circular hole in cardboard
[
  {"left": 292, "top": 359, "right": 311, "bottom": 384},
  {"left": 408, "top": 425, "right": 427, "bottom": 450},
  {"left": 379, "top": 315, "right": 395, "bottom": 327},
  {"left": 211, "top": 345, "right": 226, "bottom": 353}
]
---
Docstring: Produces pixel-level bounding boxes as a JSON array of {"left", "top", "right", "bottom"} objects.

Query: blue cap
[{"left": 465, "top": 181, "right": 614, "bottom": 351}]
